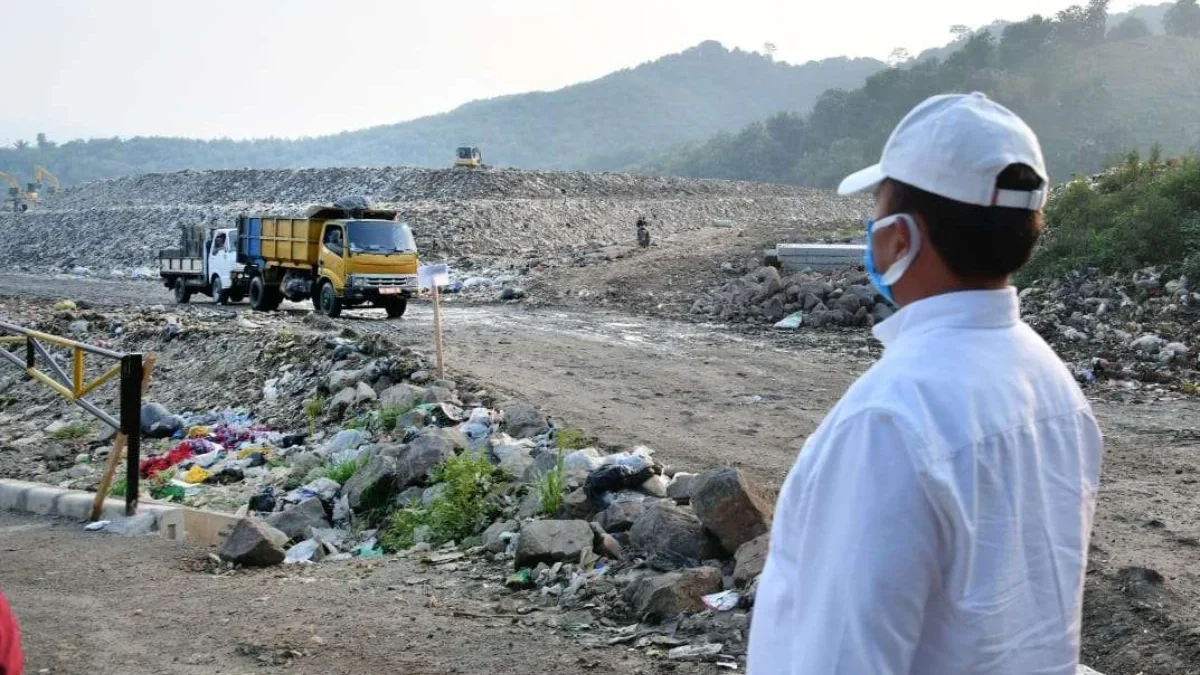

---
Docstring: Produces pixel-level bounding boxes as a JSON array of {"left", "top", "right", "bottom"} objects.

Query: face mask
[{"left": 864, "top": 213, "right": 921, "bottom": 307}]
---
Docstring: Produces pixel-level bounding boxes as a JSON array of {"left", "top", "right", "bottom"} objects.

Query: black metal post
[{"left": 120, "top": 354, "right": 143, "bottom": 516}]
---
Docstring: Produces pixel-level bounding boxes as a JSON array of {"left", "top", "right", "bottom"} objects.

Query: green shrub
[
  {"left": 1019, "top": 152, "right": 1200, "bottom": 283},
  {"left": 108, "top": 477, "right": 127, "bottom": 497},
  {"left": 380, "top": 450, "right": 501, "bottom": 550}
]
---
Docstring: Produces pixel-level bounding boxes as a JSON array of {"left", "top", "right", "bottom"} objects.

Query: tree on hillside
[
  {"left": 1054, "top": 0, "right": 1110, "bottom": 45},
  {"left": 888, "top": 47, "right": 912, "bottom": 67},
  {"left": 1109, "top": 16, "right": 1153, "bottom": 40},
  {"left": 1000, "top": 15, "right": 1055, "bottom": 68},
  {"left": 1165, "top": 0, "right": 1200, "bottom": 36}
]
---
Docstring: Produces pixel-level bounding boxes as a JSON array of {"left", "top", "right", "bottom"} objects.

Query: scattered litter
[
  {"left": 85, "top": 520, "right": 110, "bottom": 531},
  {"left": 702, "top": 590, "right": 741, "bottom": 611},
  {"left": 284, "top": 538, "right": 321, "bottom": 565},
  {"left": 667, "top": 643, "right": 724, "bottom": 661},
  {"left": 773, "top": 312, "right": 803, "bottom": 329}
]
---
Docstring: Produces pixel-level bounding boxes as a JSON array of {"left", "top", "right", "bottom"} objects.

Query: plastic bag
[
  {"left": 285, "top": 538, "right": 321, "bottom": 564},
  {"left": 774, "top": 312, "right": 803, "bottom": 329}
]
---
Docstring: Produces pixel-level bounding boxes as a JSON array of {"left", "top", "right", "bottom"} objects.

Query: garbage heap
[
  {"left": 690, "top": 265, "right": 895, "bottom": 328},
  {"left": 1018, "top": 267, "right": 1200, "bottom": 392}
]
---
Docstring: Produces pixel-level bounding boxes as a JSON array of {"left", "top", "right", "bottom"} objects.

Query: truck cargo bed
[{"left": 238, "top": 216, "right": 322, "bottom": 268}]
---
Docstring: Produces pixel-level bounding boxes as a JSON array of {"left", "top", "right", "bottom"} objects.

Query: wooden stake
[
  {"left": 90, "top": 355, "right": 155, "bottom": 521},
  {"left": 432, "top": 283, "right": 446, "bottom": 379}
]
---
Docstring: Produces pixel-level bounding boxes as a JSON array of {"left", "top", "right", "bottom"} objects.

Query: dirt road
[{"left": 2, "top": 273, "right": 1199, "bottom": 674}]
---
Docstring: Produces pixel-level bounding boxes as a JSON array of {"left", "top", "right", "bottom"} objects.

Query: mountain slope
[
  {"left": 0, "top": 42, "right": 883, "bottom": 185},
  {"left": 648, "top": 28, "right": 1200, "bottom": 187}
]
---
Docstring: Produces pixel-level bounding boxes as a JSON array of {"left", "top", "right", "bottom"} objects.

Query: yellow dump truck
[{"left": 236, "top": 205, "right": 419, "bottom": 318}]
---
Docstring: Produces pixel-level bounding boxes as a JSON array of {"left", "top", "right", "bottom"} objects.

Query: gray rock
[
  {"left": 514, "top": 520, "right": 594, "bottom": 568},
  {"left": 483, "top": 519, "right": 520, "bottom": 553},
  {"left": 801, "top": 293, "right": 822, "bottom": 312},
  {"left": 667, "top": 473, "right": 696, "bottom": 505},
  {"left": 341, "top": 455, "right": 398, "bottom": 510},
  {"left": 219, "top": 518, "right": 288, "bottom": 567},
  {"left": 690, "top": 467, "right": 773, "bottom": 554},
  {"left": 266, "top": 498, "right": 328, "bottom": 542},
  {"left": 518, "top": 490, "right": 544, "bottom": 519},
  {"left": 494, "top": 444, "right": 536, "bottom": 481},
  {"left": 629, "top": 503, "right": 719, "bottom": 561},
  {"left": 733, "top": 533, "right": 770, "bottom": 587},
  {"left": 329, "top": 386, "right": 358, "bottom": 416},
  {"left": 836, "top": 293, "right": 862, "bottom": 314},
  {"left": 501, "top": 402, "right": 549, "bottom": 439},
  {"left": 559, "top": 488, "right": 594, "bottom": 520},
  {"left": 68, "top": 320, "right": 90, "bottom": 334},
  {"left": 353, "top": 381, "right": 377, "bottom": 405},
  {"left": 299, "top": 477, "right": 341, "bottom": 502},
  {"left": 872, "top": 303, "right": 895, "bottom": 323},
  {"left": 394, "top": 485, "right": 424, "bottom": 507},
  {"left": 396, "top": 408, "right": 429, "bottom": 429},
  {"left": 420, "top": 482, "right": 448, "bottom": 505},
  {"left": 593, "top": 500, "right": 645, "bottom": 533},
  {"left": 421, "top": 386, "right": 457, "bottom": 404},
  {"left": 625, "top": 567, "right": 722, "bottom": 618},
  {"left": 379, "top": 383, "right": 427, "bottom": 408},
  {"left": 395, "top": 433, "right": 455, "bottom": 487},
  {"left": 326, "top": 369, "right": 364, "bottom": 392}
]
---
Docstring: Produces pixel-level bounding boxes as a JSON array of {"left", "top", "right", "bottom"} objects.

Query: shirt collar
[{"left": 872, "top": 287, "right": 1021, "bottom": 346}]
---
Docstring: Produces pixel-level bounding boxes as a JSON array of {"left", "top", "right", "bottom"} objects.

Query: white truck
[{"left": 158, "top": 225, "right": 248, "bottom": 304}]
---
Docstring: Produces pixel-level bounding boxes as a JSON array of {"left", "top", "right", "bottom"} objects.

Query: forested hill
[
  {"left": 646, "top": 0, "right": 1200, "bottom": 187},
  {"left": 0, "top": 42, "right": 882, "bottom": 185}
]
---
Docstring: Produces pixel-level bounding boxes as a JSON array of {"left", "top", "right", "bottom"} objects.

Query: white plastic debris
[
  {"left": 702, "top": 590, "right": 741, "bottom": 611},
  {"left": 667, "top": 643, "right": 724, "bottom": 661},
  {"left": 773, "top": 312, "right": 803, "bottom": 329},
  {"left": 284, "top": 538, "right": 321, "bottom": 564},
  {"left": 85, "top": 520, "right": 111, "bottom": 531}
]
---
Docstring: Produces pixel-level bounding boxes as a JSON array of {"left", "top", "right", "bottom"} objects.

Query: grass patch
[
  {"left": 321, "top": 456, "right": 365, "bottom": 485},
  {"left": 535, "top": 447, "right": 566, "bottom": 516},
  {"left": 50, "top": 422, "right": 91, "bottom": 441},
  {"left": 380, "top": 449, "right": 501, "bottom": 551},
  {"left": 108, "top": 477, "right": 127, "bottom": 497},
  {"left": 304, "top": 397, "right": 326, "bottom": 437},
  {"left": 555, "top": 427, "right": 589, "bottom": 451}
]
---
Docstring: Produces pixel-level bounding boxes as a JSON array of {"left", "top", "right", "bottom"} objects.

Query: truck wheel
[
  {"left": 229, "top": 290, "right": 245, "bottom": 304},
  {"left": 318, "top": 282, "right": 343, "bottom": 318},
  {"left": 211, "top": 276, "right": 230, "bottom": 305},
  {"left": 248, "top": 277, "right": 276, "bottom": 312},
  {"left": 383, "top": 297, "right": 408, "bottom": 319},
  {"left": 173, "top": 278, "right": 191, "bottom": 304}
]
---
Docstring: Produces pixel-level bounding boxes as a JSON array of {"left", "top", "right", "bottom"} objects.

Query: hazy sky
[{"left": 1, "top": 0, "right": 1145, "bottom": 144}]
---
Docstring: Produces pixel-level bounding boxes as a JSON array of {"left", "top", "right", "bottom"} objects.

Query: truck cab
[
  {"left": 315, "top": 217, "right": 420, "bottom": 316},
  {"left": 159, "top": 226, "right": 247, "bottom": 304}
]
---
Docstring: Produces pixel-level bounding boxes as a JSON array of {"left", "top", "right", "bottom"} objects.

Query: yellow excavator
[
  {"left": 454, "top": 146, "right": 483, "bottom": 169},
  {"left": 33, "top": 165, "right": 60, "bottom": 197},
  {"left": 0, "top": 171, "right": 26, "bottom": 212}
]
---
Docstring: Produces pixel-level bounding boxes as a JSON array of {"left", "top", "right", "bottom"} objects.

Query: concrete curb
[{"left": 0, "top": 479, "right": 241, "bottom": 546}]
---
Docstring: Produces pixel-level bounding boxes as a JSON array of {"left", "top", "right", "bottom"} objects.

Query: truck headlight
[{"left": 349, "top": 276, "right": 365, "bottom": 289}]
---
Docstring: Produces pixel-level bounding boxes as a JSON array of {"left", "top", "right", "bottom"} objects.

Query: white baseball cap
[{"left": 837, "top": 92, "right": 1048, "bottom": 210}]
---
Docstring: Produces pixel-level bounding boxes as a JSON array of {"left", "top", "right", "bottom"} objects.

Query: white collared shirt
[{"left": 748, "top": 288, "right": 1103, "bottom": 675}]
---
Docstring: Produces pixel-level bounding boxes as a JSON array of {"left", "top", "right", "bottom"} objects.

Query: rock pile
[
  {"left": 0, "top": 166, "right": 869, "bottom": 273},
  {"left": 690, "top": 264, "right": 894, "bottom": 328},
  {"left": 1019, "top": 267, "right": 1200, "bottom": 390}
]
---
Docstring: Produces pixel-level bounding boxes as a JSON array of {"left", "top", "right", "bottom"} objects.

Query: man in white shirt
[{"left": 747, "top": 92, "right": 1104, "bottom": 675}]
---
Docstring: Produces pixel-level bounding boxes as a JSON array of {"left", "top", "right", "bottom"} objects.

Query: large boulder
[
  {"left": 266, "top": 498, "right": 328, "bottom": 542},
  {"left": 559, "top": 488, "right": 595, "bottom": 520},
  {"left": 514, "top": 520, "right": 594, "bottom": 567},
  {"left": 394, "top": 433, "right": 455, "bottom": 487},
  {"left": 733, "top": 533, "right": 770, "bottom": 587},
  {"left": 341, "top": 455, "right": 398, "bottom": 510},
  {"left": 501, "top": 402, "right": 549, "bottom": 439},
  {"left": 667, "top": 473, "right": 696, "bottom": 505},
  {"left": 482, "top": 519, "right": 519, "bottom": 554},
  {"left": 592, "top": 500, "right": 645, "bottom": 534},
  {"left": 220, "top": 518, "right": 288, "bottom": 567},
  {"left": 626, "top": 567, "right": 722, "bottom": 618},
  {"left": 629, "top": 503, "right": 719, "bottom": 561},
  {"left": 328, "top": 386, "right": 358, "bottom": 417},
  {"left": 690, "top": 467, "right": 773, "bottom": 554},
  {"left": 493, "top": 443, "right": 536, "bottom": 482},
  {"left": 326, "top": 369, "right": 364, "bottom": 392},
  {"left": 379, "top": 383, "right": 427, "bottom": 408}
]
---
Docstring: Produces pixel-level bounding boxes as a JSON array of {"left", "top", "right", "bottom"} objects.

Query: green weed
[
  {"left": 380, "top": 398, "right": 419, "bottom": 431},
  {"left": 555, "top": 427, "right": 589, "bottom": 451},
  {"left": 380, "top": 449, "right": 501, "bottom": 550},
  {"left": 321, "top": 456, "right": 365, "bottom": 485},
  {"left": 535, "top": 447, "right": 566, "bottom": 516},
  {"left": 50, "top": 422, "right": 91, "bottom": 441},
  {"left": 304, "top": 397, "right": 326, "bottom": 437}
]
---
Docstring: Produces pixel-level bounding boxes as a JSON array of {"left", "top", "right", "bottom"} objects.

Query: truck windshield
[{"left": 346, "top": 220, "right": 417, "bottom": 254}]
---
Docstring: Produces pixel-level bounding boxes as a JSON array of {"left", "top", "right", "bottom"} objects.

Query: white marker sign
[{"left": 418, "top": 263, "right": 449, "bottom": 290}]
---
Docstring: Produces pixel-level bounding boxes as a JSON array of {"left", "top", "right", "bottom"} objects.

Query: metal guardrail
[{"left": 0, "top": 319, "right": 145, "bottom": 515}]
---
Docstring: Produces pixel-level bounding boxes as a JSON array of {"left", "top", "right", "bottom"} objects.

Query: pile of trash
[
  {"left": 0, "top": 166, "right": 869, "bottom": 273},
  {"left": 690, "top": 265, "right": 894, "bottom": 329},
  {"left": 1019, "top": 267, "right": 1200, "bottom": 392}
]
